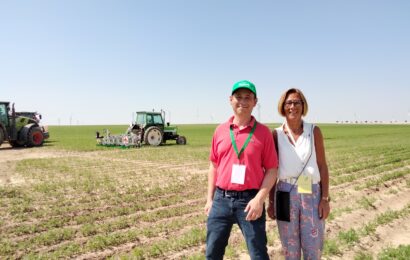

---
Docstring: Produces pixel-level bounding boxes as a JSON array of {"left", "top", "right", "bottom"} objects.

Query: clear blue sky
[{"left": 1, "top": 1, "right": 409, "bottom": 125}]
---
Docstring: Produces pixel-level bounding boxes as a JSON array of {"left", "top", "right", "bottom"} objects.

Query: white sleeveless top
[{"left": 276, "top": 121, "right": 321, "bottom": 183}]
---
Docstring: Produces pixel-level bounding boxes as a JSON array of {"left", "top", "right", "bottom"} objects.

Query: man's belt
[{"left": 216, "top": 187, "right": 259, "bottom": 199}]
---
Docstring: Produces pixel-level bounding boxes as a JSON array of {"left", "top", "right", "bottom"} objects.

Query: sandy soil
[{"left": 0, "top": 144, "right": 67, "bottom": 186}]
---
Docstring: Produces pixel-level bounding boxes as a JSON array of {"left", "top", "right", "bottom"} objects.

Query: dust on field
[{"left": 0, "top": 144, "right": 67, "bottom": 186}]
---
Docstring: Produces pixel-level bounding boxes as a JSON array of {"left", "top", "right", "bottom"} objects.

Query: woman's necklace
[
  {"left": 289, "top": 126, "right": 303, "bottom": 135},
  {"left": 285, "top": 122, "right": 303, "bottom": 145}
]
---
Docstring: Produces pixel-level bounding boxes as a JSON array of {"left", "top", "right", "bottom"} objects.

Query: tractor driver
[{"left": 204, "top": 80, "right": 278, "bottom": 259}]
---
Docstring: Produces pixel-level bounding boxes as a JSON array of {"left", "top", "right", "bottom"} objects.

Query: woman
[{"left": 267, "top": 88, "right": 330, "bottom": 259}]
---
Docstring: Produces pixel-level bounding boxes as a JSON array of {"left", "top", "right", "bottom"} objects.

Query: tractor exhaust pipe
[{"left": 10, "top": 103, "right": 17, "bottom": 140}]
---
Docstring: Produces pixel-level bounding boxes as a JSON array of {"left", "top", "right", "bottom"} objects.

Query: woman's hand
[
  {"left": 267, "top": 201, "right": 276, "bottom": 220},
  {"left": 318, "top": 199, "right": 330, "bottom": 219}
]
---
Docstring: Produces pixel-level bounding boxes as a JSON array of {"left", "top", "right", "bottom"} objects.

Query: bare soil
[{"left": 0, "top": 144, "right": 66, "bottom": 186}]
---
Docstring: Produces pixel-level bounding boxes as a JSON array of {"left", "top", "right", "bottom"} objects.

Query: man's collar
[{"left": 229, "top": 116, "right": 256, "bottom": 129}]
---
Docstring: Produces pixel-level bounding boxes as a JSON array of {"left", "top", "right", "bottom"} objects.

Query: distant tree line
[{"left": 335, "top": 120, "right": 408, "bottom": 124}]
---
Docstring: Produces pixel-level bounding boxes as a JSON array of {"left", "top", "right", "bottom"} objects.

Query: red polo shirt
[{"left": 210, "top": 116, "right": 278, "bottom": 191}]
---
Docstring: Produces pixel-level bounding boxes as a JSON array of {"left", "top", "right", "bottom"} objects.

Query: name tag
[
  {"left": 231, "top": 164, "right": 246, "bottom": 184},
  {"left": 297, "top": 175, "right": 312, "bottom": 194}
]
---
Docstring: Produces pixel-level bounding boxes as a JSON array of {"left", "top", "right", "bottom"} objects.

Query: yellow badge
[{"left": 297, "top": 175, "right": 312, "bottom": 194}]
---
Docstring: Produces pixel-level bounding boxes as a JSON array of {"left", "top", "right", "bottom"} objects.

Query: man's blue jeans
[{"left": 206, "top": 189, "right": 269, "bottom": 260}]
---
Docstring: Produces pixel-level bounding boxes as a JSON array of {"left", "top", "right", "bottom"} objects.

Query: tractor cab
[
  {"left": 0, "top": 102, "right": 17, "bottom": 141},
  {"left": 0, "top": 102, "right": 10, "bottom": 127},
  {"left": 135, "top": 111, "right": 165, "bottom": 129}
]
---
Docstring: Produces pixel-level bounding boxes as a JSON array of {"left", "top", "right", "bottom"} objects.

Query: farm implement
[{"left": 96, "top": 110, "right": 187, "bottom": 148}]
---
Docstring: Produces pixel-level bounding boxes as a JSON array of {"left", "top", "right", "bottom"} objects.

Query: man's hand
[
  {"left": 204, "top": 200, "right": 213, "bottom": 216},
  {"left": 244, "top": 197, "right": 264, "bottom": 221},
  {"left": 205, "top": 162, "right": 217, "bottom": 217}
]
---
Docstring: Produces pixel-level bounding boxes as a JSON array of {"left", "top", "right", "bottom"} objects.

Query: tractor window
[
  {"left": 153, "top": 114, "right": 163, "bottom": 124},
  {"left": 146, "top": 115, "right": 153, "bottom": 124},
  {"left": 136, "top": 113, "right": 145, "bottom": 125},
  {"left": 0, "top": 104, "right": 8, "bottom": 126}
]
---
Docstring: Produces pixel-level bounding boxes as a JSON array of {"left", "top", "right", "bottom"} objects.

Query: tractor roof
[
  {"left": 16, "top": 111, "right": 39, "bottom": 114},
  {"left": 0, "top": 101, "right": 10, "bottom": 105},
  {"left": 136, "top": 111, "right": 162, "bottom": 115}
]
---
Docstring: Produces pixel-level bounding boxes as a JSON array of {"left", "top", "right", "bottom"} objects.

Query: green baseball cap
[{"left": 232, "top": 80, "right": 257, "bottom": 97}]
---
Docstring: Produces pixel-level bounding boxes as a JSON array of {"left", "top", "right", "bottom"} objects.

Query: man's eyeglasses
[{"left": 284, "top": 100, "right": 303, "bottom": 107}]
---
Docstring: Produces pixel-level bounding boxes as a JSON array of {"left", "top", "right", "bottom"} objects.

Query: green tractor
[
  {"left": 15, "top": 111, "right": 49, "bottom": 140},
  {"left": 128, "top": 110, "right": 187, "bottom": 146},
  {"left": 97, "top": 110, "right": 187, "bottom": 147},
  {"left": 0, "top": 102, "right": 45, "bottom": 148}
]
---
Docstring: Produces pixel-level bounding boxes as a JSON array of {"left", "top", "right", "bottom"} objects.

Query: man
[{"left": 205, "top": 80, "right": 278, "bottom": 259}]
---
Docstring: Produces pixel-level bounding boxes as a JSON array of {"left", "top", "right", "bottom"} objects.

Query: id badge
[
  {"left": 231, "top": 164, "right": 246, "bottom": 184},
  {"left": 297, "top": 175, "right": 312, "bottom": 194}
]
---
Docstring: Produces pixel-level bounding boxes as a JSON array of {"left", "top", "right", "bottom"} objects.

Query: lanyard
[{"left": 229, "top": 121, "right": 257, "bottom": 160}]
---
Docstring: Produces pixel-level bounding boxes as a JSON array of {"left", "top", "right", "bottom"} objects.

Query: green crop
[{"left": 1, "top": 123, "right": 409, "bottom": 258}]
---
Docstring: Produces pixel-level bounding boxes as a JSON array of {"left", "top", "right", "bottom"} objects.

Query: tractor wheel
[
  {"left": 176, "top": 135, "right": 187, "bottom": 145},
  {"left": 27, "top": 127, "right": 44, "bottom": 147},
  {"left": 144, "top": 126, "right": 163, "bottom": 146},
  {"left": 10, "top": 140, "right": 24, "bottom": 148}
]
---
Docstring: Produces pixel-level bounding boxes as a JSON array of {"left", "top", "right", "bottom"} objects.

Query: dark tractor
[
  {"left": 127, "top": 110, "right": 187, "bottom": 146},
  {"left": 0, "top": 102, "right": 45, "bottom": 148}
]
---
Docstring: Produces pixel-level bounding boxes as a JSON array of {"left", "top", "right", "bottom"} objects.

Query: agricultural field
[{"left": 0, "top": 124, "right": 409, "bottom": 259}]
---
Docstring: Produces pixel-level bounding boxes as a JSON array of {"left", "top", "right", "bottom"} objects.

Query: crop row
[{"left": 323, "top": 203, "right": 410, "bottom": 257}]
